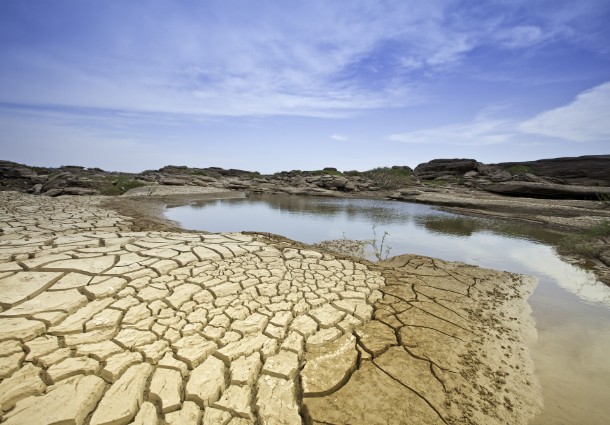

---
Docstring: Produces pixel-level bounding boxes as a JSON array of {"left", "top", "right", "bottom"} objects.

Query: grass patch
[
  {"left": 345, "top": 167, "right": 413, "bottom": 190},
  {"left": 506, "top": 165, "right": 531, "bottom": 175},
  {"left": 597, "top": 193, "right": 610, "bottom": 208},
  {"left": 558, "top": 219, "right": 610, "bottom": 258},
  {"left": 31, "top": 166, "right": 50, "bottom": 174},
  {"left": 584, "top": 219, "right": 610, "bottom": 238},
  {"left": 308, "top": 169, "right": 344, "bottom": 176},
  {"left": 92, "top": 175, "right": 147, "bottom": 196},
  {"left": 190, "top": 170, "right": 210, "bottom": 177}
]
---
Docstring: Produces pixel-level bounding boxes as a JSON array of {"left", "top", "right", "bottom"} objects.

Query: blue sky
[{"left": 1, "top": 0, "right": 609, "bottom": 173}]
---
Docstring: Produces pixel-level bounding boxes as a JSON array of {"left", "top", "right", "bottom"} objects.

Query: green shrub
[
  {"left": 94, "top": 175, "right": 146, "bottom": 196},
  {"left": 597, "top": 193, "right": 610, "bottom": 208},
  {"left": 507, "top": 165, "right": 531, "bottom": 175},
  {"left": 190, "top": 170, "right": 210, "bottom": 177},
  {"left": 308, "top": 169, "right": 344, "bottom": 176},
  {"left": 370, "top": 224, "right": 391, "bottom": 261},
  {"left": 584, "top": 219, "right": 610, "bottom": 238},
  {"left": 349, "top": 167, "right": 414, "bottom": 190},
  {"left": 558, "top": 219, "right": 610, "bottom": 258}
]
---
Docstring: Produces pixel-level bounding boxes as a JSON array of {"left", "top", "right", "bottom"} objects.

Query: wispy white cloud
[
  {"left": 520, "top": 81, "right": 610, "bottom": 142},
  {"left": 330, "top": 134, "right": 348, "bottom": 141},
  {"left": 495, "top": 25, "right": 546, "bottom": 49},
  {"left": 389, "top": 81, "right": 610, "bottom": 146},
  {"left": 388, "top": 116, "right": 514, "bottom": 146},
  {"left": 3, "top": 0, "right": 602, "bottom": 119}
]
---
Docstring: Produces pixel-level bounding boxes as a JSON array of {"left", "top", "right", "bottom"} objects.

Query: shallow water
[{"left": 165, "top": 193, "right": 610, "bottom": 424}]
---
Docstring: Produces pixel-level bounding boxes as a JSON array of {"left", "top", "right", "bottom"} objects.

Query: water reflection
[
  {"left": 415, "top": 215, "right": 564, "bottom": 244},
  {"left": 511, "top": 245, "right": 610, "bottom": 305},
  {"left": 418, "top": 216, "right": 478, "bottom": 237},
  {"left": 186, "top": 194, "right": 415, "bottom": 225}
]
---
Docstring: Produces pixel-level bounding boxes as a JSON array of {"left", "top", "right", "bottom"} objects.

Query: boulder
[
  {"left": 512, "top": 173, "right": 542, "bottom": 183},
  {"left": 137, "top": 175, "right": 158, "bottom": 183},
  {"left": 414, "top": 159, "right": 478, "bottom": 180},
  {"left": 490, "top": 171, "right": 512, "bottom": 182},
  {"left": 41, "top": 173, "right": 73, "bottom": 192},
  {"left": 316, "top": 176, "right": 348, "bottom": 190},
  {"left": 0, "top": 163, "right": 38, "bottom": 180},
  {"left": 0, "top": 161, "right": 41, "bottom": 192},
  {"left": 32, "top": 184, "right": 43, "bottom": 195}
]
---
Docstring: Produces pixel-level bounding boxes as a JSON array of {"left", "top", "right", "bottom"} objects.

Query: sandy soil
[{"left": 0, "top": 191, "right": 542, "bottom": 424}]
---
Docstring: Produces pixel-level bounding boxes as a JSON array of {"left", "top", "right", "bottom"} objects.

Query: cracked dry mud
[{"left": 0, "top": 192, "right": 541, "bottom": 425}]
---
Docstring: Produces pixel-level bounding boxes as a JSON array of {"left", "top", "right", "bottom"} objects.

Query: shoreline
[
  {"left": 0, "top": 190, "right": 542, "bottom": 424},
  {"left": 109, "top": 185, "right": 610, "bottom": 285}
]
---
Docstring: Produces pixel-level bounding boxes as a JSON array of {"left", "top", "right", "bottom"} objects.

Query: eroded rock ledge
[{"left": 0, "top": 192, "right": 540, "bottom": 424}]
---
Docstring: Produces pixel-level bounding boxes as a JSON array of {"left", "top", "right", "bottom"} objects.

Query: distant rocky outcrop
[
  {"left": 460, "top": 155, "right": 610, "bottom": 199},
  {"left": 1, "top": 155, "right": 608, "bottom": 200},
  {"left": 493, "top": 155, "right": 610, "bottom": 186},
  {"left": 413, "top": 155, "right": 610, "bottom": 188},
  {"left": 0, "top": 160, "right": 385, "bottom": 197}
]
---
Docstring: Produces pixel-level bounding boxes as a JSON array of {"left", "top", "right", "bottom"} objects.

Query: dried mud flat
[{"left": 0, "top": 191, "right": 541, "bottom": 425}]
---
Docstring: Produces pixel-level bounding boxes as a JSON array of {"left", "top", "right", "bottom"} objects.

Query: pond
[{"left": 164, "top": 193, "right": 610, "bottom": 424}]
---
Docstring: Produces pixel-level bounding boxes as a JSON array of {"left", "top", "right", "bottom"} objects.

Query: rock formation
[
  {"left": 2, "top": 155, "right": 608, "bottom": 201},
  {"left": 493, "top": 155, "right": 610, "bottom": 187},
  {"left": 414, "top": 159, "right": 479, "bottom": 180}
]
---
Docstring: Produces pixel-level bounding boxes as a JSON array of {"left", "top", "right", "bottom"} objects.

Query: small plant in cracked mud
[
  {"left": 597, "top": 192, "right": 610, "bottom": 208},
  {"left": 371, "top": 224, "right": 392, "bottom": 261}
]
